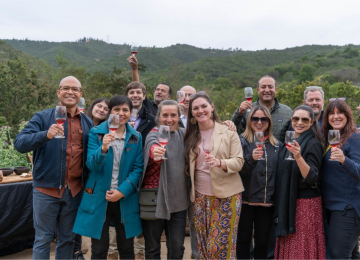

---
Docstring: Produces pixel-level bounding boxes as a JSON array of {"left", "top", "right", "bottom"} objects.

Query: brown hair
[
  {"left": 155, "top": 100, "right": 181, "bottom": 126},
  {"left": 242, "top": 105, "right": 278, "bottom": 146},
  {"left": 126, "top": 82, "right": 146, "bottom": 96},
  {"left": 184, "top": 92, "right": 223, "bottom": 175},
  {"left": 322, "top": 100, "right": 358, "bottom": 148}
]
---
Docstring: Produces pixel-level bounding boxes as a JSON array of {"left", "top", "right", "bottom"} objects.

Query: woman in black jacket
[
  {"left": 274, "top": 105, "right": 325, "bottom": 259},
  {"left": 236, "top": 105, "right": 280, "bottom": 259}
]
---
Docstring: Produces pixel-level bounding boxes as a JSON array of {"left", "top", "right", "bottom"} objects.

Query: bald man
[
  {"left": 178, "top": 85, "right": 196, "bottom": 128},
  {"left": 15, "top": 76, "right": 93, "bottom": 260}
]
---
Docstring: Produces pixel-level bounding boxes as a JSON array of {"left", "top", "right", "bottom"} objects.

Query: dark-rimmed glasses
[
  {"left": 189, "top": 91, "right": 207, "bottom": 99},
  {"left": 251, "top": 117, "right": 269, "bottom": 124},
  {"left": 329, "top": 98, "right": 346, "bottom": 102},
  {"left": 59, "top": 86, "right": 82, "bottom": 93},
  {"left": 291, "top": 116, "right": 310, "bottom": 124}
]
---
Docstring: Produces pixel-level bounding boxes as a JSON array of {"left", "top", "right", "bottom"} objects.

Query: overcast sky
[{"left": 1, "top": 0, "right": 360, "bottom": 51}]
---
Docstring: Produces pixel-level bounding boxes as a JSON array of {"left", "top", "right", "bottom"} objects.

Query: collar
[
  {"left": 180, "top": 113, "right": 187, "bottom": 119},
  {"left": 114, "top": 128, "right": 127, "bottom": 140}
]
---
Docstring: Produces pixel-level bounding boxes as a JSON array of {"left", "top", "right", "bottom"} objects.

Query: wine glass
[
  {"left": 130, "top": 109, "right": 138, "bottom": 122},
  {"left": 202, "top": 137, "right": 214, "bottom": 167},
  {"left": 177, "top": 91, "right": 185, "bottom": 104},
  {"left": 328, "top": 130, "right": 341, "bottom": 161},
  {"left": 108, "top": 114, "right": 120, "bottom": 146},
  {"left": 131, "top": 43, "right": 139, "bottom": 56},
  {"left": 285, "top": 131, "right": 296, "bottom": 160},
  {"left": 156, "top": 125, "right": 170, "bottom": 160},
  {"left": 77, "top": 97, "right": 86, "bottom": 113},
  {"left": 244, "top": 87, "right": 253, "bottom": 113},
  {"left": 254, "top": 132, "right": 265, "bottom": 160},
  {"left": 54, "top": 106, "right": 67, "bottom": 139}
]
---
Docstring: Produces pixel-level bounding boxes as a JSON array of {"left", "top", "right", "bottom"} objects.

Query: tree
[{"left": 299, "top": 65, "right": 314, "bottom": 83}]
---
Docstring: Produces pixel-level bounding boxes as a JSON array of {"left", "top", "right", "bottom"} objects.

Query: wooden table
[{"left": 0, "top": 173, "right": 33, "bottom": 184}]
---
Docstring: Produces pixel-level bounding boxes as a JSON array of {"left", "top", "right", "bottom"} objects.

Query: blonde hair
[{"left": 241, "top": 105, "right": 278, "bottom": 146}]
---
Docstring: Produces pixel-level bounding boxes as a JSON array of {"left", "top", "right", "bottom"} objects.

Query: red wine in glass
[
  {"left": 177, "top": 91, "right": 185, "bottom": 104},
  {"left": 131, "top": 51, "right": 138, "bottom": 56},
  {"left": 56, "top": 119, "right": 66, "bottom": 125},
  {"left": 286, "top": 142, "right": 294, "bottom": 148},
  {"left": 330, "top": 143, "right": 339, "bottom": 148},
  {"left": 158, "top": 138, "right": 168, "bottom": 147},
  {"left": 108, "top": 114, "right": 120, "bottom": 146},
  {"left": 131, "top": 43, "right": 139, "bottom": 57},
  {"left": 246, "top": 97, "right": 253, "bottom": 102},
  {"left": 156, "top": 126, "right": 170, "bottom": 160},
  {"left": 244, "top": 87, "right": 254, "bottom": 112},
  {"left": 109, "top": 127, "right": 118, "bottom": 132},
  {"left": 54, "top": 106, "right": 67, "bottom": 139},
  {"left": 256, "top": 143, "right": 264, "bottom": 148},
  {"left": 202, "top": 137, "right": 214, "bottom": 166},
  {"left": 328, "top": 130, "right": 340, "bottom": 161},
  {"left": 79, "top": 108, "right": 84, "bottom": 112}
]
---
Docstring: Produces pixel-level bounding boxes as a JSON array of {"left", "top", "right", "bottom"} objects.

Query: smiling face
[
  {"left": 191, "top": 97, "right": 214, "bottom": 124},
  {"left": 250, "top": 109, "right": 269, "bottom": 134},
  {"left": 127, "top": 88, "right": 145, "bottom": 110},
  {"left": 159, "top": 105, "right": 179, "bottom": 132},
  {"left": 57, "top": 77, "right": 82, "bottom": 108},
  {"left": 304, "top": 90, "right": 325, "bottom": 116},
  {"left": 292, "top": 109, "right": 313, "bottom": 137},
  {"left": 257, "top": 77, "right": 277, "bottom": 102},
  {"left": 92, "top": 101, "right": 109, "bottom": 122},
  {"left": 328, "top": 107, "right": 347, "bottom": 131},
  {"left": 110, "top": 103, "right": 131, "bottom": 126}
]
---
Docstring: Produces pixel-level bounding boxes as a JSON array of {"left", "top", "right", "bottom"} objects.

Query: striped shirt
[{"left": 111, "top": 129, "right": 126, "bottom": 190}]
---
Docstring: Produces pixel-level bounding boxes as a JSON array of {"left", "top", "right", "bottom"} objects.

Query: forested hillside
[{"left": 1, "top": 38, "right": 360, "bottom": 130}]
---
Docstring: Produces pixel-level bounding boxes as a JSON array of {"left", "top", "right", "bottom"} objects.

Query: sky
[{"left": 1, "top": 0, "right": 360, "bottom": 51}]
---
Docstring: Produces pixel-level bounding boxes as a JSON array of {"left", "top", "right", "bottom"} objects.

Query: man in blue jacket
[{"left": 15, "top": 76, "right": 93, "bottom": 260}]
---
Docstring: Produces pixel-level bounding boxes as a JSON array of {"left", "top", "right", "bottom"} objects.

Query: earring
[
  {"left": 190, "top": 118, "right": 197, "bottom": 124},
  {"left": 210, "top": 112, "right": 214, "bottom": 120}
]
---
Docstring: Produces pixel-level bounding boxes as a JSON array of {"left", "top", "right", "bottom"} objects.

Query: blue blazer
[
  {"left": 73, "top": 121, "right": 143, "bottom": 239},
  {"left": 14, "top": 108, "right": 93, "bottom": 189}
]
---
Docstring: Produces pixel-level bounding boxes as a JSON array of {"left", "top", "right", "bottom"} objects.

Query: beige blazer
[{"left": 189, "top": 121, "right": 245, "bottom": 202}]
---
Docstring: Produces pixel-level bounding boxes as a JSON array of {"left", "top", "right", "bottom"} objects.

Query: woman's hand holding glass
[
  {"left": 106, "top": 190, "right": 124, "bottom": 202},
  {"left": 330, "top": 147, "right": 345, "bottom": 163},
  {"left": 286, "top": 140, "right": 302, "bottom": 160},
  {"left": 204, "top": 154, "right": 219, "bottom": 168},
  {"left": 252, "top": 147, "right": 264, "bottom": 160},
  {"left": 153, "top": 146, "right": 166, "bottom": 162},
  {"left": 101, "top": 133, "right": 115, "bottom": 153}
]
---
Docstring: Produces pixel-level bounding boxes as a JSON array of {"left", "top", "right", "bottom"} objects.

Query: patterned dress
[
  {"left": 275, "top": 196, "right": 326, "bottom": 259},
  {"left": 192, "top": 191, "right": 242, "bottom": 260}
]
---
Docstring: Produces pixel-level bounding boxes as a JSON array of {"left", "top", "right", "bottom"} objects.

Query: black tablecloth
[{"left": 0, "top": 181, "right": 34, "bottom": 256}]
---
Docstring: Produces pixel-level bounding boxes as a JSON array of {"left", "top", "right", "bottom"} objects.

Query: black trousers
[
  {"left": 142, "top": 210, "right": 186, "bottom": 259},
  {"left": 326, "top": 205, "right": 360, "bottom": 259},
  {"left": 91, "top": 202, "right": 134, "bottom": 260},
  {"left": 236, "top": 204, "right": 274, "bottom": 260}
]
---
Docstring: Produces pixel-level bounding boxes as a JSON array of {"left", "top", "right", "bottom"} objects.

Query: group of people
[{"left": 13, "top": 55, "right": 360, "bottom": 260}]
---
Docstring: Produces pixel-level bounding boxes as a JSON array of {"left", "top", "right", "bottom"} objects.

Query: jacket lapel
[{"left": 211, "top": 122, "right": 223, "bottom": 157}]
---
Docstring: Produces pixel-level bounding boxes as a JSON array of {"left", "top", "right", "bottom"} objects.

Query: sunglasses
[
  {"left": 291, "top": 116, "right": 311, "bottom": 124},
  {"left": 189, "top": 91, "right": 207, "bottom": 99},
  {"left": 251, "top": 117, "right": 269, "bottom": 124},
  {"left": 329, "top": 98, "right": 346, "bottom": 102}
]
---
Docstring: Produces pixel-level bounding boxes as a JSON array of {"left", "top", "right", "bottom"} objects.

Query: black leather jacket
[{"left": 239, "top": 136, "right": 282, "bottom": 204}]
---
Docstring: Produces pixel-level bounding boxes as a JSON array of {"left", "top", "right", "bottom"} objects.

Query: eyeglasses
[
  {"left": 329, "top": 98, "right": 346, "bottom": 102},
  {"left": 251, "top": 117, "right": 269, "bottom": 124},
  {"left": 291, "top": 116, "right": 310, "bottom": 124},
  {"left": 59, "top": 86, "right": 82, "bottom": 93},
  {"left": 189, "top": 91, "right": 207, "bottom": 99}
]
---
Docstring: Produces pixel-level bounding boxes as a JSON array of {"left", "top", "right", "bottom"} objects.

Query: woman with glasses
[
  {"left": 321, "top": 100, "right": 360, "bottom": 259},
  {"left": 236, "top": 105, "right": 280, "bottom": 259},
  {"left": 184, "top": 92, "right": 244, "bottom": 260},
  {"left": 275, "top": 105, "right": 326, "bottom": 259}
]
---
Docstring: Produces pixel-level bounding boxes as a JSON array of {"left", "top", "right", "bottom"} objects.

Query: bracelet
[{"left": 218, "top": 159, "right": 222, "bottom": 167}]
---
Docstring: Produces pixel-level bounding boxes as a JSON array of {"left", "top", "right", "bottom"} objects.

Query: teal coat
[{"left": 73, "top": 122, "right": 143, "bottom": 239}]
